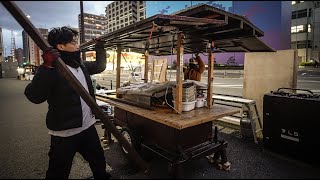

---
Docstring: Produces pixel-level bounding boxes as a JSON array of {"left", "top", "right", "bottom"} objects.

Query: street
[{"left": 1, "top": 75, "right": 320, "bottom": 178}]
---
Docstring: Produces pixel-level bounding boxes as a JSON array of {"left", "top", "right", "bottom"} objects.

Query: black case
[{"left": 263, "top": 88, "right": 320, "bottom": 165}]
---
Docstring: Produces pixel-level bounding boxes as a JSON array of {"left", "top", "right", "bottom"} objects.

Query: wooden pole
[
  {"left": 116, "top": 45, "right": 121, "bottom": 97},
  {"left": 0, "top": 1, "right": 148, "bottom": 172},
  {"left": 176, "top": 33, "right": 184, "bottom": 113},
  {"left": 80, "top": 1, "right": 86, "bottom": 61},
  {"left": 144, "top": 52, "right": 148, "bottom": 83},
  {"left": 207, "top": 41, "right": 214, "bottom": 109}
]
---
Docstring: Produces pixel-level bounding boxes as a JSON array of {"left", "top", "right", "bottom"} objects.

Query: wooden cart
[
  {"left": 97, "top": 94, "right": 239, "bottom": 176},
  {"left": 81, "top": 4, "right": 274, "bottom": 177}
]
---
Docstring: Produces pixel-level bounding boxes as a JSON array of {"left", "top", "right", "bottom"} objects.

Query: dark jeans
[{"left": 45, "top": 125, "right": 111, "bottom": 179}]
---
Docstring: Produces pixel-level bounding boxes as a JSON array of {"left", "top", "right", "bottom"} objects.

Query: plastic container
[
  {"left": 172, "top": 100, "right": 196, "bottom": 112},
  {"left": 195, "top": 97, "right": 206, "bottom": 108}
]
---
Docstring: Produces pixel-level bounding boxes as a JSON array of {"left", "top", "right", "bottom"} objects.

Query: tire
[{"left": 120, "top": 126, "right": 141, "bottom": 157}]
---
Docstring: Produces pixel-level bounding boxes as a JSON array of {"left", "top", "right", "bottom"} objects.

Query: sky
[{"left": 0, "top": 1, "right": 113, "bottom": 56}]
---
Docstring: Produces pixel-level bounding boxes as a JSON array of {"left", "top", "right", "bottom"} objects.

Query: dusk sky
[
  {"left": 0, "top": 1, "right": 113, "bottom": 56},
  {"left": 1, "top": 1, "right": 291, "bottom": 65}
]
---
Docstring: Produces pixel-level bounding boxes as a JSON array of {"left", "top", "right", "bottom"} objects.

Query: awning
[{"left": 80, "top": 4, "right": 275, "bottom": 56}]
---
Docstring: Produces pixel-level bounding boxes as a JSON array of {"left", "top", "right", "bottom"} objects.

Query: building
[
  {"left": 1, "top": 55, "right": 18, "bottom": 78},
  {"left": 22, "top": 30, "right": 29, "bottom": 63},
  {"left": 105, "top": 1, "right": 146, "bottom": 34},
  {"left": 22, "top": 28, "right": 48, "bottom": 66},
  {"left": 0, "top": 28, "right": 3, "bottom": 63},
  {"left": 0, "top": 28, "right": 3, "bottom": 78},
  {"left": 15, "top": 48, "right": 23, "bottom": 67},
  {"left": 78, "top": 13, "right": 107, "bottom": 43},
  {"left": 291, "top": 1, "right": 320, "bottom": 63}
]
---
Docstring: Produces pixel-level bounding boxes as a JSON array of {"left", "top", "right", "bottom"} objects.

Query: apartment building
[
  {"left": 291, "top": 1, "right": 320, "bottom": 62},
  {"left": 105, "top": 1, "right": 146, "bottom": 33},
  {"left": 0, "top": 28, "right": 3, "bottom": 63},
  {"left": 22, "top": 28, "right": 48, "bottom": 66},
  {"left": 78, "top": 13, "right": 107, "bottom": 42}
]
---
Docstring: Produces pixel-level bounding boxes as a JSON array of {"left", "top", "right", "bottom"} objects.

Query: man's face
[{"left": 57, "top": 36, "right": 79, "bottom": 52}]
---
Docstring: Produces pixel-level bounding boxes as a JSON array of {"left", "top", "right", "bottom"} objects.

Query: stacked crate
[{"left": 172, "top": 85, "right": 196, "bottom": 102}]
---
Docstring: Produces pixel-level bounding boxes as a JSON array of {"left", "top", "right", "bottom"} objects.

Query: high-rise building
[
  {"left": 0, "top": 28, "right": 3, "bottom": 63},
  {"left": 22, "top": 28, "right": 48, "bottom": 66},
  {"left": 15, "top": 48, "right": 24, "bottom": 66},
  {"left": 78, "top": 13, "right": 107, "bottom": 42},
  {"left": 291, "top": 1, "right": 320, "bottom": 63},
  {"left": 22, "top": 30, "right": 29, "bottom": 63},
  {"left": 105, "top": 1, "right": 146, "bottom": 34}
]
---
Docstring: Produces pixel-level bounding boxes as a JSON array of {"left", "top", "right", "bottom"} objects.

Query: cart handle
[{"left": 276, "top": 88, "right": 314, "bottom": 94}]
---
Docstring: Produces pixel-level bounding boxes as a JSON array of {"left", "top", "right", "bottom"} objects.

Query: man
[
  {"left": 24, "top": 26, "right": 111, "bottom": 179},
  {"left": 183, "top": 53, "right": 205, "bottom": 81}
]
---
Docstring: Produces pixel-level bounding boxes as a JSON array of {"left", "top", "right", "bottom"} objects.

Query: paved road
[{"left": 1, "top": 78, "right": 320, "bottom": 179}]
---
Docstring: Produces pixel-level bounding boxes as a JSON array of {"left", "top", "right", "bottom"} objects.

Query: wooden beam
[
  {"left": 175, "top": 33, "right": 184, "bottom": 113},
  {"left": 0, "top": 1, "right": 148, "bottom": 172},
  {"left": 207, "top": 41, "right": 214, "bottom": 109},
  {"left": 116, "top": 45, "right": 121, "bottom": 97}
]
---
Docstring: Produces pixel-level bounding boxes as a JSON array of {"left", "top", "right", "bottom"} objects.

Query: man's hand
[
  {"left": 42, "top": 47, "right": 60, "bottom": 68},
  {"left": 92, "top": 38, "right": 105, "bottom": 49}
]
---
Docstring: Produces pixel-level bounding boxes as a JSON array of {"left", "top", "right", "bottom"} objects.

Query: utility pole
[{"left": 80, "top": 1, "right": 86, "bottom": 61}]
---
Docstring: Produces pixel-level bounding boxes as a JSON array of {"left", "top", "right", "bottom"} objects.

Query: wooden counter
[{"left": 96, "top": 95, "right": 239, "bottom": 130}]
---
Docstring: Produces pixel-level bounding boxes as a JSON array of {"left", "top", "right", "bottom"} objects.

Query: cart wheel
[{"left": 120, "top": 126, "right": 141, "bottom": 157}]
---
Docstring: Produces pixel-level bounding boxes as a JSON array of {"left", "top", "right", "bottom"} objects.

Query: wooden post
[
  {"left": 80, "top": 1, "right": 86, "bottom": 61},
  {"left": 207, "top": 41, "right": 214, "bottom": 109},
  {"left": 144, "top": 52, "right": 149, "bottom": 83},
  {"left": 176, "top": 33, "right": 184, "bottom": 113},
  {"left": 116, "top": 45, "right": 121, "bottom": 96},
  {"left": 0, "top": 1, "right": 148, "bottom": 172}
]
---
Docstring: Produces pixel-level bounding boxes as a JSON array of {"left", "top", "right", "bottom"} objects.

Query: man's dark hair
[{"left": 47, "top": 26, "right": 78, "bottom": 48}]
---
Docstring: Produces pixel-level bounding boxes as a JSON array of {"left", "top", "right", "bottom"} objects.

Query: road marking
[
  {"left": 214, "top": 84, "right": 243, "bottom": 88},
  {"left": 297, "top": 80, "right": 320, "bottom": 83}
]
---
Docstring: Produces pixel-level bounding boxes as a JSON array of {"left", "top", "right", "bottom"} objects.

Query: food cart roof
[{"left": 80, "top": 4, "right": 275, "bottom": 56}]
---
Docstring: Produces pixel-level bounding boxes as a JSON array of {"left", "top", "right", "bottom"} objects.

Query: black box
[{"left": 263, "top": 89, "right": 320, "bottom": 165}]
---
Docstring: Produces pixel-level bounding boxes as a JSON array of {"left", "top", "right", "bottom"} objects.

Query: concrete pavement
[{"left": 1, "top": 78, "right": 320, "bottom": 179}]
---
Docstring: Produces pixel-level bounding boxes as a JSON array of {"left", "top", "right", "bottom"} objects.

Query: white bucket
[
  {"left": 172, "top": 100, "right": 196, "bottom": 112},
  {"left": 195, "top": 97, "right": 206, "bottom": 108}
]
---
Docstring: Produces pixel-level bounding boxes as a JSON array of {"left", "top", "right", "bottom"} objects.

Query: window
[
  {"left": 308, "top": 9, "right": 312, "bottom": 17},
  {"left": 292, "top": 9, "right": 309, "bottom": 19},
  {"left": 297, "top": 9, "right": 307, "bottom": 18},
  {"left": 291, "top": 24, "right": 311, "bottom": 33},
  {"left": 292, "top": 1, "right": 296, "bottom": 5},
  {"left": 295, "top": 40, "right": 312, "bottom": 49}
]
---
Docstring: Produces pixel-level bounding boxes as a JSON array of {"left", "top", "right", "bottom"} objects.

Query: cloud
[{"left": 0, "top": 1, "right": 112, "bottom": 56}]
